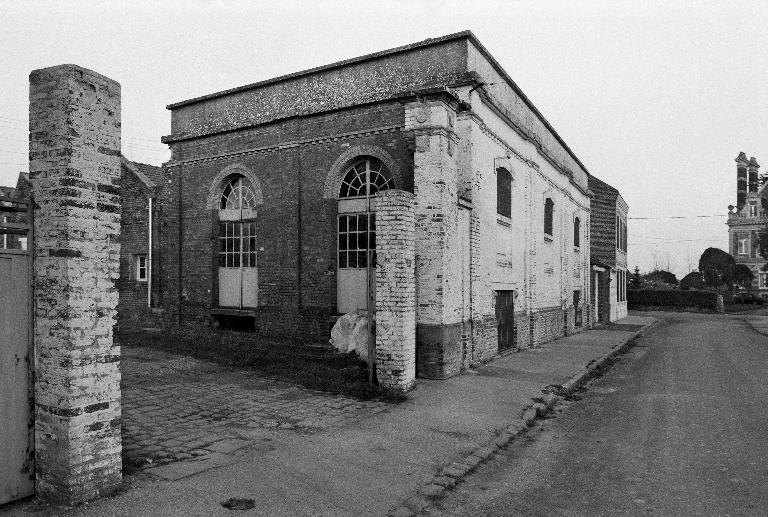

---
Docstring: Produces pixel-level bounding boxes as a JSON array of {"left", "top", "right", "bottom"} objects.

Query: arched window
[
  {"left": 336, "top": 156, "right": 394, "bottom": 313},
  {"left": 573, "top": 217, "right": 581, "bottom": 248},
  {"left": 496, "top": 168, "right": 512, "bottom": 218},
  {"left": 217, "top": 174, "right": 258, "bottom": 308},
  {"left": 220, "top": 175, "right": 257, "bottom": 210},
  {"left": 544, "top": 198, "right": 554, "bottom": 236},
  {"left": 339, "top": 157, "right": 393, "bottom": 198}
]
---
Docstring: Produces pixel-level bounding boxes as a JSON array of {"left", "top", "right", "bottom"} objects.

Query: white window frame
[
  {"left": 738, "top": 238, "right": 750, "bottom": 256},
  {"left": 749, "top": 202, "right": 758, "bottom": 217},
  {"left": 135, "top": 254, "right": 148, "bottom": 282},
  {"left": 760, "top": 272, "right": 768, "bottom": 289}
]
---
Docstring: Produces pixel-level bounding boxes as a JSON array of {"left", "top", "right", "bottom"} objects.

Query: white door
[
  {"left": 218, "top": 220, "right": 257, "bottom": 308},
  {"left": 336, "top": 157, "right": 393, "bottom": 314}
]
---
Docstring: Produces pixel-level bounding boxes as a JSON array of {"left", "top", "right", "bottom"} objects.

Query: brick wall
[
  {"left": 161, "top": 103, "right": 411, "bottom": 338},
  {"left": 29, "top": 64, "right": 122, "bottom": 505}
]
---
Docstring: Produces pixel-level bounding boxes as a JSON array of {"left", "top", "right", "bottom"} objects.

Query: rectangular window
[
  {"left": 135, "top": 254, "right": 147, "bottom": 282},
  {"left": 338, "top": 213, "right": 375, "bottom": 269},
  {"left": 496, "top": 169, "right": 512, "bottom": 219},
  {"left": 749, "top": 203, "right": 758, "bottom": 217},
  {"left": 739, "top": 238, "right": 750, "bottom": 255},
  {"left": 760, "top": 272, "right": 768, "bottom": 289}
]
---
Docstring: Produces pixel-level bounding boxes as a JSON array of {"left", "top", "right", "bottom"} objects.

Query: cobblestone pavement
[{"left": 121, "top": 346, "right": 389, "bottom": 474}]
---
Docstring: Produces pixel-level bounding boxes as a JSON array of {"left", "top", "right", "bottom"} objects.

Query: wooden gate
[
  {"left": 496, "top": 290, "right": 515, "bottom": 353},
  {"left": 0, "top": 194, "right": 34, "bottom": 505}
]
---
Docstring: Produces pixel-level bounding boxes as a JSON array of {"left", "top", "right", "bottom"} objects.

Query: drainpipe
[{"left": 147, "top": 196, "right": 153, "bottom": 308}]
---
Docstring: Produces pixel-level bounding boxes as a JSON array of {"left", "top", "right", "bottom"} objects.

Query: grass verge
[{"left": 117, "top": 328, "right": 407, "bottom": 403}]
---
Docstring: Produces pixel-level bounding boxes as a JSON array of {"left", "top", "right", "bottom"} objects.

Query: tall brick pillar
[
  {"left": 374, "top": 190, "right": 416, "bottom": 391},
  {"left": 406, "top": 97, "right": 464, "bottom": 379},
  {"left": 29, "top": 65, "right": 122, "bottom": 504}
]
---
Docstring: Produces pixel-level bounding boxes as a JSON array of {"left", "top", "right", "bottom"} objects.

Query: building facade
[
  {"left": 157, "top": 31, "right": 592, "bottom": 384},
  {"left": 727, "top": 152, "right": 767, "bottom": 295},
  {"left": 588, "top": 174, "right": 628, "bottom": 323}
]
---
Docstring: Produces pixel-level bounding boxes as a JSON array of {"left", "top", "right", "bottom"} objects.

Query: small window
[
  {"left": 544, "top": 198, "right": 554, "bottom": 236},
  {"left": 760, "top": 272, "right": 768, "bottom": 289},
  {"left": 573, "top": 217, "right": 581, "bottom": 248},
  {"left": 738, "top": 238, "right": 750, "bottom": 255},
  {"left": 496, "top": 168, "right": 512, "bottom": 219},
  {"left": 749, "top": 202, "right": 758, "bottom": 217},
  {"left": 135, "top": 254, "right": 147, "bottom": 282}
]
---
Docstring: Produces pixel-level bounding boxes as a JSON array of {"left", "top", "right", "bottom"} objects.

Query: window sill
[
  {"left": 544, "top": 234, "right": 553, "bottom": 243},
  {"left": 574, "top": 246, "right": 580, "bottom": 253},
  {"left": 497, "top": 215, "right": 511, "bottom": 228}
]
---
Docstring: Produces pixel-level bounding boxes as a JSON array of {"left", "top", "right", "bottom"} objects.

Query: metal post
[{"left": 366, "top": 197, "right": 375, "bottom": 385}]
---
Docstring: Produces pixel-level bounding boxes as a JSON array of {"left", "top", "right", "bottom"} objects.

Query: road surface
[{"left": 431, "top": 313, "right": 768, "bottom": 516}]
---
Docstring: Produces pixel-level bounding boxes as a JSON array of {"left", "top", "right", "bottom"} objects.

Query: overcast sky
[{"left": 1, "top": 0, "right": 766, "bottom": 276}]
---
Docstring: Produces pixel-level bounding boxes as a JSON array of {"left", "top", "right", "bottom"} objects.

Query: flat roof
[{"left": 166, "top": 30, "right": 592, "bottom": 178}]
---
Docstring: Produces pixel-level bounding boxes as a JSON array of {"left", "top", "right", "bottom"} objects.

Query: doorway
[{"left": 496, "top": 290, "right": 515, "bottom": 352}]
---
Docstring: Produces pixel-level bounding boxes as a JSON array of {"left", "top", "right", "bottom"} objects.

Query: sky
[{"left": 1, "top": 0, "right": 766, "bottom": 277}]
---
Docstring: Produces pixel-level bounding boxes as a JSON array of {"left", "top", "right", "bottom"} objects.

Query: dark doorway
[
  {"left": 574, "top": 290, "right": 582, "bottom": 327},
  {"left": 496, "top": 290, "right": 515, "bottom": 353}
]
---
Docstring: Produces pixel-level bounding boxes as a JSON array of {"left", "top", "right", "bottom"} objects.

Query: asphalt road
[{"left": 430, "top": 313, "right": 768, "bottom": 517}]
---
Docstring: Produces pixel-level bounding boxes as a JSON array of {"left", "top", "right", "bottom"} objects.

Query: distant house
[
  {"left": 726, "top": 152, "right": 766, "bottom": 295},
  {"left": 588, "top": 174, "right": 628, "bottom": 323},
  {"left": 0, "top": 172, "right": 31, "bottom": 251},
  {"left": 117, "top": 157, "right": 168, "bottom": 330}
]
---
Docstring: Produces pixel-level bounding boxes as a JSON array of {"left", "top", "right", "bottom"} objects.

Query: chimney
[
  {"left": 748, "top": 156, "right": 760, "bottom": 193},
  {"left": 736, "top": 152, "right": 748, "bottom": 210}
]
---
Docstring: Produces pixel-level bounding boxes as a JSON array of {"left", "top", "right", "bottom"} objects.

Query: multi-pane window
[
  {"left": 338, "top": 214, "right": 375, "bottom": 269},
  {"left": 218, "top": 221, "right": 257, "bottom": 268},
  {"left": 544, "top": 198, "right": 554, "bottom": 236},
  {"left": 749, "top": 202, "right": 758, "bottom": 217},
  {"left": 135, "top": 254, "right": 147, "bottom": 282},
  {"left": 220, "top": 176, "right": 257, "bottom": 210},
  {"left": 760, "top": 272, "right": 768, "bottom": 289},
  {"left": 339, "top": 158, "right": 393, "bottom": 198},
  {"left": 496, "top": 168, "right": 512, "bottom": 218},
  {"left": 573, "top": 217, "right": 581, "bottom": 248}
]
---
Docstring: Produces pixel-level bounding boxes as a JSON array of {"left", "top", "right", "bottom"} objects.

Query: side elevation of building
[{"left": 588, "top": 174, "right": 628, "bottom": 323}]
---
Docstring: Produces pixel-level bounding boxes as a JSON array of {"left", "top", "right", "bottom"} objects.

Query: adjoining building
[
  {"left": 587, "top": 174, "right": 628, "bottom": 323},
  {"left": 157, "top": 30, "right": 592, "bottom": 385},
  {"left": 727, "top": 152, "right": 767, "bottom": 295}
]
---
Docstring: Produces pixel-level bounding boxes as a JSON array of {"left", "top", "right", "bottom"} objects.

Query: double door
[{"left": 218, "top": 220, "right": 257, "bottom": 308}]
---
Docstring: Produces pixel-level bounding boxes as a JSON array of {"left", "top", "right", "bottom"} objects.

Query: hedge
[{"left": 628, "top": 289, "right": 721, "bottom": 310}]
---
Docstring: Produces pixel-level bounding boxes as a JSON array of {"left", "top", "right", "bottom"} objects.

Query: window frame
[
  {"left": 496, "top": 168, "right": 512, "bottom": 220},
  {"left": 738, "top": 237, "right": 750, "bottom": 256},
  {"left": 573, "top": 216, "right": 581, "bottom": 249},
  {"left": 544, "top": 197, "right": 554, "bottom": 238},
  {"left": 135, "top": 254, "right": 148, "bottom": 282}
]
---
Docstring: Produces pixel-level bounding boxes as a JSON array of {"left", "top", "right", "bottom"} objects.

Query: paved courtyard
[{"left": 121, "top": 346, "right": 390, "bottom": 476}]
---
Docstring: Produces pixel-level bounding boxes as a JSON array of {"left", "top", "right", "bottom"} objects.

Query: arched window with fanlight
[
  {"left": 217, "top": 174, "right": 258, "bottom": 308},
  {"left": 336, "top": 156, "right": 393, "bottom": 313}
]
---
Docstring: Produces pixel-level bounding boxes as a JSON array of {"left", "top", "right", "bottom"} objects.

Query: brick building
[
  {"left": 0, "top": 172, "right": 31, "bottom": 251},
  {"left": 587, "top": 174, "right": 628, "bottom": 322},
  {"left": 727, "top": 152, "right": 767, "bottom": 295},
  {"left": 116, "top": 157, "right": 168, "bottom": 329},
  {"left": 157, "top": 30, "right": 592, "bottom": 384}
]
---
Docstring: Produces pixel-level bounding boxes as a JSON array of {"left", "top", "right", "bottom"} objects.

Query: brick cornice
[{"left": 163, "top": 124, "right": 403, "bottom": 168}]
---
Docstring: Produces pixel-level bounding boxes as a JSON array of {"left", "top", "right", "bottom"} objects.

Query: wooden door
[{"left": 496, "top": 290, "right": 515, "bottom": 352}]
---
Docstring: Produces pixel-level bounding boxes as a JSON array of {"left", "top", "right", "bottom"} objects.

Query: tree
[
  {"left": 644, "top": 269, "right": 678, "bottom": 287},
  {"left": 734, "top": 264, "right": 755, "bottom": 290},
  {"left": 679, "top": 271, "right": 705, "bottom": 290},
  {"left": 631, "top": 266, "right": 642, "bottom": 289},
  {"left": 698, "top": 247, "right": 736, "bottom": 289}
]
